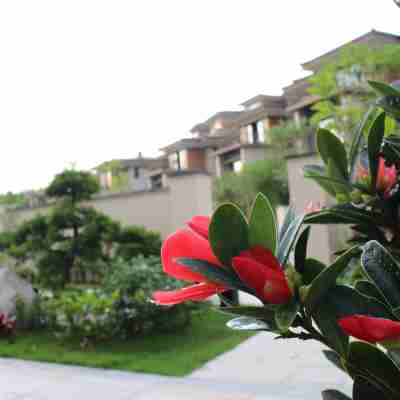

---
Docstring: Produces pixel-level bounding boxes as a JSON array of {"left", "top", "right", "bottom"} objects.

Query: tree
[
  {"left": 308, "top": 43, "right": 400, "bottom": 141},
  {"left": 213, "top": 158, "right": 289, "bottom": 215}
]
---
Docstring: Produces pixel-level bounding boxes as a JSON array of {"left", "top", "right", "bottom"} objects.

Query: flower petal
[
  {"left": 161, "top": 228, "right": 221, "bottom": 282},
  {"left": 232, "top": 253, "right": 291, "bottom": 304},
  {"left": 187, "top": 216, "right": 210, "bottom": 239},
  {"left": 238, "top": 246, "right": 281, "bottom": 270},
  {"left": 338, "top": 315, "right": 400, "bottom": 343},
  {"left": 152, "top": 283, "right": 226, "bottom": 305}
]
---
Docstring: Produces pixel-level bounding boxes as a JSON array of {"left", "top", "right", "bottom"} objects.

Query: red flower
[
  {"left": 232, "top": 246, "right": 292, "bottom": 304},
  {"left": 152, "top": 216, "right": 228, "bottom": 305},
  {"left": 305, "top": 201, "right": 322, "bottom": 214},
  {"left": 338, "top": 315, "right": 400, "bottom": 343},
  {"left": 376, "top": 157, "right": 397, "bottom": 198}
]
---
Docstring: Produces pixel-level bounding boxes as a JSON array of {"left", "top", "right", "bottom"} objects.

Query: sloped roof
[{"left": 301, "top": 30, "right": 400, "bottom": 71}]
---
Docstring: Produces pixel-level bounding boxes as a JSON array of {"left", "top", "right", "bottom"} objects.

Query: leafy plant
[{"left": 153, "top": 79, "right": 400, "bottom": 399}]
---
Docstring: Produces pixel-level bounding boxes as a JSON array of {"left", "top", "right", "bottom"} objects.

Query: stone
[{"left": 0, "top": 267, "right": 36, "bottom": 324}]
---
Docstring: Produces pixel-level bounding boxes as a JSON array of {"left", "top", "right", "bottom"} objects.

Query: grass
[{"left": 0, "top": 310, "right": 254, "bottom": 376}]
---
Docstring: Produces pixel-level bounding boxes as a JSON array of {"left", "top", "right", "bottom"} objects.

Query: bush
[
  {"left": 103, "top": 256, "right": 196, "bottom": 337},
  {"left": 39, "top": 256, "right": 197, "bottom": 344},
  {"left": 113, "top": 226, "right": 162, "bottom": 261},
  {"left": 41, "top": 289, "right": 120, "bottom": 346}
]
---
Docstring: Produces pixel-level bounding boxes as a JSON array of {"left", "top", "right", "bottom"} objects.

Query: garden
[{"left": 0, "top": 169, "right": 252, "bottom": 375}]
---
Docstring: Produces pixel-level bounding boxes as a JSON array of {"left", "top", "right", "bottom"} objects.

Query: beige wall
[
  {"left": 287, "top": 154, "right": 332, "bottom": 264},
  {"left": 240, "top": 146, "right": 266, "bottom": 164},
  {"left": 2, "top": 173, "right": 214, "bottom": 239}
]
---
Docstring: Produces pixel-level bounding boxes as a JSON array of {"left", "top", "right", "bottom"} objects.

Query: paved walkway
[{"left": 0, "top": 333, "right": 352, "bottom": 400}]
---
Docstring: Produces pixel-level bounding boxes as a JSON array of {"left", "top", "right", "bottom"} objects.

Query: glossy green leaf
[
  {"left": 303, "top": 164, "right": 336, "bottom": 196},
  {"left": 388, "top": 349, "right": 400, "bottom": 370},
  {"left": 305, "top": 210, "right": 360, "bottom": 225},
  {"left": 361, "top": 240, "right": 400, "bottom": 310},
  {"left": 209, "top": 203, "right": 249, "bottom": 267},
  {"left": 218, "top": 306, "right": 276, "bottom": 321},
  {"left": 321, "top": 389, "right": 351, "bottom": 400},
  {"left": 313, "top": 301, "right": 349, "bottom": 356},
  {"left": 275, "top": 298, "right": 300, "bottom": 332},
  {"left": 367, "top": 112, "right": 386, "bottom": 192},
  {"left": 248, "top": 193, "right": 277, "bottom": 255},
  {"left": 355, "top": 280, "right": 389, "bottom": 305},
  {"left": 349, "top": 106, "right": 376, "bottom": 176},
  {"left": 368, "top": 80, "right": 400, "bottom": 97},
  {"left": 277, "top": 214, "right": 304, "bottom": 267},
  {"left": 301, "top": 258, "right": 326, "bottom": 284},
  {"left": 348, "top": 341, "right": 400, "bottom": 398},
  {"left": 306, "top": 246, "right": 358, "bottom": 313},
  {"left": 327, "top": 159, "right": 351, "bottom": 196},
  {"left": 176, "top": 258, "right": 251, "bottom": 292},
  {"left": 294, "top": 226, "right": 311, "bottom": 274},
  {"left": 322, "top": 350, "right": 346, "bottom": 373},
  {"left": 317, "top": 128, "right": 348, "bottom": 179},
  {"left": 278, "top": 206, "right": 296, "bottom": 242},
  {"left": 226, "top": 316, "right": 270, "bottom": 331},
  {"left": 321, "top": 285, "right": 393, "bottom": 320},
  {"left": 352, "top": 376, "right": 390, "bottom": 400}
]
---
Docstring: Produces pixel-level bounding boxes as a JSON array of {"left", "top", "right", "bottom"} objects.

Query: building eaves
[
  {"left": 159, "top": 138, "right": 210, "bottom": 153},
  {"left": 301, "top": 29, "right": 400, "bottom": 71}
]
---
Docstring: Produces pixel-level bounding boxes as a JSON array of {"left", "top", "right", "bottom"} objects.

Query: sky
[{"left": 0, "top": 0, "right": 400, "bottom": 193}]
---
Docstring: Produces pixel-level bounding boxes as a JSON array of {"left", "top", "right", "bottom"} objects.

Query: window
[
  {"left": 133, "top": 167, "right": 140, "bottom": 179},
  {"left": 168, "top": 152, "right": 181, "bottom": 170},
  {"left": 336, "top": 65, "right": 363, "bottom": 89},
  {"left": 247, "top": 121, "right": 265, "bottom": 144}
]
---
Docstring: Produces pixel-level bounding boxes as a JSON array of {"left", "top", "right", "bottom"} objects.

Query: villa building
[{"left": 94, "top": 30, "right": 400, "bottom": 198}]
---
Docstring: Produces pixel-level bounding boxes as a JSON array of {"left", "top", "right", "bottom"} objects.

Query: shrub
[
  {"left": 113, "top": 226, "right": 162, "bottom": 261},
  {"left": 42, "top": 289, "right": 120, "bottom": 346},
  {"left": 103, "top": 256, "right": 196, "bottom": 337}
]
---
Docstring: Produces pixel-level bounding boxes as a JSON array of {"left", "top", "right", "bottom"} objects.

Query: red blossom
[
  {"left": 152, "top": 216, "right": 229, "bottom": 305},
  {"left": 376, "top": 157, "right": 397, "bottom": 198},
  {"left": 338, "top": 315, "right": 400, "bottom": 343},
  {"left": 232, "top": 246, "right": 292, "bottom": 304}
]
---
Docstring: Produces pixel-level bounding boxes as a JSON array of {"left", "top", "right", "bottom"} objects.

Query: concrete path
[{"left": 0, "top": 333, "right": 352, "bottom": 400}]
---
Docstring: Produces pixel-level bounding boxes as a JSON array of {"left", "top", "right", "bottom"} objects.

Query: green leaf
[
  {"left": 352, "top": 376, "right": 390, "bottom": 400},
  {"left": 303, "top": 165, "right": 340, "bottom": 197},
  {"left": 226, "top": 316, "right": 270, "bottom": 331},
  {"left": 176, "top": 258, "right": 251, "bottom": 293},
  {"left": 322, "top": 350, "right": 346, "bottom": 373},
  {"left": 367, "top": 111, "right": 386, "bottom": 192},
  {"left": 317, "top": 128, "right": 348, "bottom": 179},
  {"left": 355, "top": 280, "right": 389, "bottom": 305},
  {"left": 313, "top": 301, "right": 349, "bottom": 356},
  {"left": 349, "top": 106, "right": 376, "bottom": 176},
  {"left": 301, "top": 258, "right": 326, "bottom": 284},
  {"left": 209, "top": 203, "right": 249, "bottom": 267},
  {"left": 388, "top": 349, "right": 400, "bottom": 370},
  {"left": 361, "top": 240, "right": 400, "bottom": 310},
  {"left": 322, "top": 285, "right": 393, "bottom": 320},
  {"left": 294, "top": 227, "right": 311, "bottom": 274},
  {"left": 348, "top": 341, "right": 400, "bottom": 398},
  {"left": 306, "top": 246, "right": 358, "bottom": 313},
  {"left": 368, "top": 80, "right": 400, "bottom": 97},
  {"left": 277, "top": 214, "right": 304, "bottom": 267},
  {"left": 218, "top": 306, "right": 275, "bottom": 321},
  {"left": 321, "top": 389, "right": 352, "bottom": 400},
  {"left": 327, "top": 159, "right": 351, "bottom": 196},
  {"left": 305, "top": 210, "right": 360, "bottom": 225},
  {"left": 248, "top": 193, "right": 277, "bottom": 255},
  {"left": 275, "top": 297, "right": 300, "bottom": 332},
  {"left": 278, "top": 206, "right": 296, "bottom": 242}
]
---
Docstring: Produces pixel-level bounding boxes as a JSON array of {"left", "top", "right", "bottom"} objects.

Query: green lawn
[{"left": 0, "top": 310, "right": 254, "bottom": 376}]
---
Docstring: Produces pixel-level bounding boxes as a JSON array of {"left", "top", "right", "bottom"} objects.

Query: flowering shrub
[
  {"left": 0, "top": 313, "right": 16, "bottom": 339},
  {"left": 154, "top": 80, "right": 400, "bottom": 400}
]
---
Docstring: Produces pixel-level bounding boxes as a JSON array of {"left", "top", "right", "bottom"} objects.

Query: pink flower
[
  {"left": 376, "top": 157, "right": 397, "bottom": 198},
  {"left": 305, "top": 201, "right": 322, "bottom": 214}
]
